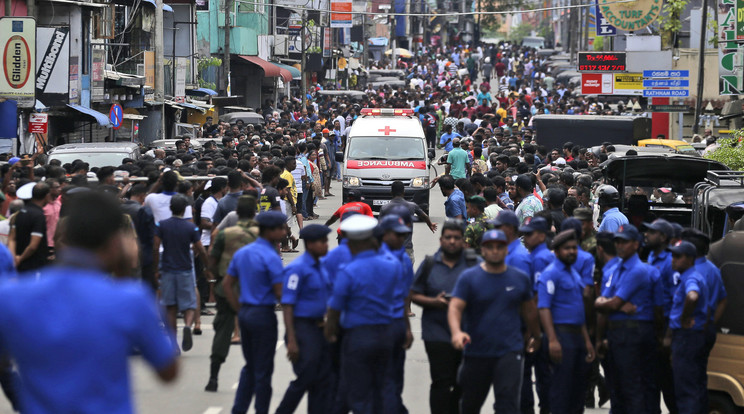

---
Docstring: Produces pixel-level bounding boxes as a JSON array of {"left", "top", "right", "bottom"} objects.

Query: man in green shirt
[{"left": 446, "top": 138, "right": 470, "bottom": 180}]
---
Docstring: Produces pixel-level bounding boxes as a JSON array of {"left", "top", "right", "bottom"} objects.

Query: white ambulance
[{"left": 336, "top": 108, "right": 433, "bottom": 213}]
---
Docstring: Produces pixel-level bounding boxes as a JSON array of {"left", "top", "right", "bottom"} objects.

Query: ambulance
[{"left": 336, "top": 108, "right": 432, "bottom": 213}]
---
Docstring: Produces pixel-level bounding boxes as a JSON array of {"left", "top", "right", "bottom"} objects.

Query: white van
[{"left": 336, "top": 108, "right": 432, "bottom": 213}]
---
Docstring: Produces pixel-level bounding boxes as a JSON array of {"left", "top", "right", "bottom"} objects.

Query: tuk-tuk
[{"left": 637, "top": 139, "right": 699, "bottom": 156}]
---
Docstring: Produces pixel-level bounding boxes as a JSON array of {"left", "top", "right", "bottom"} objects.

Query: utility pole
[
  {"left": 362, "top": 11, "right": 368, "bottom": 69},
  {"left": 692, "top": 0, "right": 708, "bottom": 135},
  {"left": 222, "top": 0, "right": 232, "bottom": 96},
  {"left": 155, "top": 0, "right": 165, "bottom": 139},
  {"left": 390, "top": 2, "right": 395, "bottom": 69},
  {"left": 301, "top": 9, "right": 307, "bottom": 110}
]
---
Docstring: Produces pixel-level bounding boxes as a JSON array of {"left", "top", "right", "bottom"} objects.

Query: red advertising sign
[
  {"left": 29, "top": 113, "right": 48, "bottom": 134},
  {"left": 581, "top": 73, "right": 614, "bottom": 95}
]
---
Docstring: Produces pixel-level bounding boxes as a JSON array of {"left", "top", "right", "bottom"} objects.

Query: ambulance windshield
[{"left": 347, "top": 137, "right": 425, "bottom": 161}]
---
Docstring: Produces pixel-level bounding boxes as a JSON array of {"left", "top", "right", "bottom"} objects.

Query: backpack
[{"left": 418, "top": 248, "right": 480, "bottom": 288}]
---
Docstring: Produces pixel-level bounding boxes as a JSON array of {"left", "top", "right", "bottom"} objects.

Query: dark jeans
[
  {"left": 548, "top": 328, "right": 589, "bottom": 414},
  {"left": 210, "top": 295, "right": 236, "bottom": 367},
  {"left": 276, "top": 319, "right": 331, "bottom": 414},
  {"left": 672, "top": 329, "right": 708, "bottom": 414},
  {"left": 341, "top": 324, "right": 392, "bottom": 414},
  {"left": 232, "top": 306, "right": 277, "bottom": 414},
  {"left": 458, "top": 352, "right": 524, "bottom": 414},
  {"left": 521, "top": 341, "right": 551, "bottom": 414},
  {"left": 383, "top": 318, "right": 409, "bottom": 414},
  {"left": 607, "top": 321, "right": 656, "bottom": 414},
  {"left": 424, "top": 341, "right": 462, "bottom": 414}
]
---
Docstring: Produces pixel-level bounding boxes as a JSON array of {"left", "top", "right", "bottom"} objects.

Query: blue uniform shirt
[
  {"left": 452, "top": 265, "right": 532, "bottom": 357},
  {"left": 694, "top": 257, "right": 727, "bottom": 321},
  {"left": 669, "top": 267, "right": 708, "bottom": 330},
  {"left": 597, "top": 207, "right": 629, "bottom": 233},
  {"left": 0, "top": 263, "right": 175, "bottom": 414},
  {"left": 228, "top": 237, "right": 284, "bottom": 305},
  {"left": 327, "top": 250, "right": 400, "bottom": 329},
  {"left": 0, "top": 243, "right": 16, "bottom": 279},
  {"left": 529, "top": 243, "right": 554, "bottom": 290},
  {"left": 537, "top": 258, "right": 586, "bottom": 325},
  {"left": 322, "top": 239, "right": 352, "bottom": 285},
  {"left": 574, "top": 246, "right": 596, "bottom": 287},
  {"left": 602, "top": 254, "right": 655, "bottom": 321},
  {"left": 282, "top": 252, "right": 332, "bottom": 319},
  {"left": 506, "top": 238, "right": 531, "bottom": 277},
  {"left": 444, "top": 189, "right": 467, "bottom": 220},
  {"left": 647, "top": 249, "right": 675, "bottom": 317},
  {"left": 381, "top": 243, "right": 415, "bottom": 319},
  {"left": 601, "top": 256, "right": 621, "bottom": 289}
]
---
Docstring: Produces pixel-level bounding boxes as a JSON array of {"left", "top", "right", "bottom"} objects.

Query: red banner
[{"left": 346, "top": 160, "right": 427, "bottom": 169}]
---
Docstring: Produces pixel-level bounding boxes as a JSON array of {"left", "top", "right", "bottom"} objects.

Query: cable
[{"left": 252, "top": 0, "right": 635, "bottom": 17}]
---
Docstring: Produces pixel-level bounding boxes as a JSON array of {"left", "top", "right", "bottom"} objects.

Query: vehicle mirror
[
  {"left": 335, "top": 151, "right": 344, "bottom": 162},
  {"left": 428, "top": 149, "right": 435, "bottom": 160}
]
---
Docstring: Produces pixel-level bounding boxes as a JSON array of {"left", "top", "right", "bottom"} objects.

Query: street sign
[
  {"left": 642, "top": 70, "right": 690, "bottom": 78},
  {"left": 578, "top": 52, "right": 626, "bottom": 72},
  {"left": 647, "top": 104, "right": 690, "bottom": 112},
  {"left": 330, "top": 0, "right": 352, "bottom": 28},
  {"left": 595, "top": 0, "right": 617, "bottom": 36},
  {"left": 643, "top": 89, "right": 690, "bottom": 97},
  {"left": 28, "top": 113, "right": 47, "bottom": 133},
  {"left": 643, "top": 79, "right": 690, "bottom": 88},
  {"left": 109, "top": 104, "right": 123, "bottom": 130}
]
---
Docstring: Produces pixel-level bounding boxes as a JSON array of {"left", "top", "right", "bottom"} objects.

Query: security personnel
[
  {"left": 597, "top": 185, "right": 628, "bottom": 233},
  {"left": 205, "top": 196, "right": 259, "bottom": 392},
  {"left": 378, "top": 215, "right": 415, "bottom": 414},
  {"left": 325, "top": 214, "right": 401, "bottom": 414},
  {"left": 595, "top": 224, "right": 656, "bottom": 414},
  {"left": 222, "top": 210, "right": 286, "bottom": 414},
  {"left": 520, "top": 216, "right": 554, "bottom": 288},
  {"left": 490, "top": 210, "right": 531, "bottom": 276},
  {"left": 464, "top": 196, "right": 491, "bottom": 252},
  {"left": 665, "top": 240, "right": 708, "bottom": 414},
  {"left": 537, "top": 230, "right": 596, "bottom": 414},
  {"left": 276, "top": 224, "right": 333, "bottom": 414},
  {"left": 561, "top": 218, "right": 596, "bottom": 289}
]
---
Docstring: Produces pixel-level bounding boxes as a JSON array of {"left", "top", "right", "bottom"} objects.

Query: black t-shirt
[
  {"left": 14, "top": 202, "right": 48, "bottom": 272},
  {"left": 259, "top": 185, "right": 281, "bottom": 212}
]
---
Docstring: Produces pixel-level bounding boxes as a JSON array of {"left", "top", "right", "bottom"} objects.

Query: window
[{"left": 95, "top": 4, "right": 115, "bottom": 39}]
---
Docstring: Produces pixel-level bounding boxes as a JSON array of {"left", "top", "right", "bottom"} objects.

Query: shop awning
[
  {"left": 238, "top": 55, "right": 292, "bottom": 83},
  {"left": 273, "top": 62, "right": 301, "bottom": 80},
  {"left": 177, "top": 101, "right": 208, "bottom": 113},
  {"left": 189, "top": 87, "right": 218, "bottom": 96},
  {"left": 67, "top": 104, "right": 112, "bottom": 128},
  {"left": 143, "top": 0, "right": 173, "bottom": 12}
]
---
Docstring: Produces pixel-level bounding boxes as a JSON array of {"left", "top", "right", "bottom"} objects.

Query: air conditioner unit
[{"left": 274, "top": 35, "right": 288, "bottom": 56}]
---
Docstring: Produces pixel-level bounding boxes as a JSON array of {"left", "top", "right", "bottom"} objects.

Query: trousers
[
  {"left": 341, "top": 324, "right": 392, "bottom": 414},
  {"left": 606, "top": 321, "right": 656, "bottom": 414},
  {"left": 424, "top": 341, "right": 462, "bottom": 414},
  {"left": 547, "top": 327, "right": 589, "bottom": 414},
  {"left": 383, "top": 318, "right": 409, "bottom": 414},
  {"left": 672, "top": 329, "right": 708, "bottom": 414},
  {"left": 210, "top": 295, "right": 237, "bottom": 366},
  {"left": 458, "top": 352, "right": 524, "bottom": 414},
  {"left": 232, "top": 306, "right": 277, "bottom": 414}
]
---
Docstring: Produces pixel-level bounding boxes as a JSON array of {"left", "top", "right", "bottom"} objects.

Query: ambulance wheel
[{"left": 709, "top": 392, "right": 740, "bottom": 414}]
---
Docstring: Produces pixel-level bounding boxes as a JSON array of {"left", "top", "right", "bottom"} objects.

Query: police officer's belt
[
  {"left": 554, "top": 324, "right": 583, "bottom": 334},
  {"left": 607, "top": 320, "right": 653, "bottom": 330}
]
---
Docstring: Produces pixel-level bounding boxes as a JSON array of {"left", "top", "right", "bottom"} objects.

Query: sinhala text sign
[
  {"left": 0, "top": 17, "right": 35, "bottom": 108},
  {"left": 597, "top": 0, "right": 661, "bottom": 31},
  {"left": 719, "top": 0, "right": 743, "bottom": 94}
]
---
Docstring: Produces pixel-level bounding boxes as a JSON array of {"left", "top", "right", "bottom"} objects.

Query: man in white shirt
[{"left": 145, "top": 171, "right": 193, "bottom": 223}]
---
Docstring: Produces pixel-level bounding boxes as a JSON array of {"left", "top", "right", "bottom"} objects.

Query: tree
[
  {"left": 508, "top": 23, "right": 534, "bottom": 44},
  {"left": 705, "top": 131, "right": 744, "bottom": 170}
]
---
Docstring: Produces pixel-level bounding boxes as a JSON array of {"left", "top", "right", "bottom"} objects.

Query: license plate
[{"left": 372, "top": 200, "right": 390, "bottom": 206}]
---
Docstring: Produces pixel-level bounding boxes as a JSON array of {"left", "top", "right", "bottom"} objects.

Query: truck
[{"left": 532, "top": 115, "right": 652, "bottom": 150}]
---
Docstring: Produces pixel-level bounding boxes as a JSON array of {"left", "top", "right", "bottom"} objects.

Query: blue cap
[
  {"left": 299, "top": 224, "right": 331, "bottom": 241},
  {"left": 560, "top": 217, "right": 583, "bottom": 239},
  {"left": 668, "top": 240, "right": 697, "bottom": 257},
  {"left": 377, "top": 214, "right": 412, "bottom": 234},
  {"left": 385, "top": 204, "right": 413, "bottom": 225},
  {"left": 490, "top": 210, "right": 519, "bottom": 228},
  {"left": 614, "top": 224, "right": 642, "bottom": 241},
  {"left": 482, "top": 229, "right": 508, "bottom": 244},
  {"left": 8, "top": 157, "right": 20, "bottom": 166},
  {"left": 255, "top": 210, "right": 287, "bottom": 227},
  {"left": 670, "top": 222, "right": 683, "bottom": 239},
  {"left": 643, "top": 218, "right": 674, "bottom": 238},
  {"left": 519, "top": 216, "right": 550, "bottom": 233}
]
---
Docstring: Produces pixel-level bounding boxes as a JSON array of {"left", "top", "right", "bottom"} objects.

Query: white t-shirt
[
  {"left": 144, "top": 192, "right": 193, "bottom": 224},
  {"left": 200, "top": 196, "right": 219, "bottom": 246}
]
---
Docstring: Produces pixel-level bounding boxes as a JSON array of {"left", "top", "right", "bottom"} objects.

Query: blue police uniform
[
  {"left": 327, "top": 250, "right": 401, "bottom": 414},
  {"left": 601, "top": 252, "right": 657, "bottom": 414},
  {"left": 537, "top": 257, "right": 589, "bottom": 414},
  {"left": 669, "top": 266, "right": 708, "bottom": 414},
  {"left": 276, "top": 252, "right": 333, "bottom": 414},
  {"left": 322, "top": 239, "right": 352, "bottom": 285},
  {"left": 598, "top": 208, "right": 629, "bottom": 233},
  {"left": 529, "top": 242, "right": 554, "bottom": 289},
  {"left": 227, "top": 236, "right": 284, "bottom": 414},
  {"left": 694, "top": 257, "right": 727, "bottom": 352},
  {"left": 506, "top": 238, "right": 531, "bottom": 276},
  {"left": 647, "top": 249, "right": 675, "bottom": 317},
  {"left": 574, "top": 246, "right": 596, "bottom": 287},
  {"left": 380, "top": 242, "right": 414, "bottom": 414}
]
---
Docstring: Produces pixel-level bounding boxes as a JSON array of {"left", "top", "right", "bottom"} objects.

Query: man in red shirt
[{"left": 325, "top": 190, "right": 373, "bottom": 226}]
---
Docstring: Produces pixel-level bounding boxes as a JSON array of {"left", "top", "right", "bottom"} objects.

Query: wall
[
  {"left": 196, "top": 0, "right": 267, "bottom": 57},
  {"left": 668, "top": 48, "right": 721, "bottom": 140}
]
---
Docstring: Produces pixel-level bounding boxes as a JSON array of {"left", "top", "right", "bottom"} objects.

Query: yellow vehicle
[{"left": 637, "top": 139, "right": 699, "bottom": 156}]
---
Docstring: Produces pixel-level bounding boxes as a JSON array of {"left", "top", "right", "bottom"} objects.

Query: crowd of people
[{"left": 0, "top": 39, "right": 727, "bottom": 414}]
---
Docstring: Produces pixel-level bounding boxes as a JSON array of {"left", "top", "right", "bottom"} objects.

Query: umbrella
[{"left": 385, "top": 48, "right": 413, "bottom": 58}]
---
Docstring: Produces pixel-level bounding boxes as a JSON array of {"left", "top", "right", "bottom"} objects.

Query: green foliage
[
  {"left": 198, "top": 57, "right": 222, "bottom": 72},
  {"left": 593, "top": 37, "right": 604, "bottom": 51},
  {"left": 508, "top": 23, "right": 534, "bottom": 44},
  {"left": 658, "top": 0, "right": 688, "bottom": 33},
  {"left": 709, "top": 20, "right": 719, "bottom": 47},
  {"left": 705, "top": 133, "right": 744, "bottom": 170}
]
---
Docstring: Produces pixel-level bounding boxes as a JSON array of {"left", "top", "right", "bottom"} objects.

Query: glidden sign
[
  {"left": 0, "top": 17, "right": 35, "bottom": 107},
  {"left": 598, "top": 0, "right": 661, "bottom": 31}
]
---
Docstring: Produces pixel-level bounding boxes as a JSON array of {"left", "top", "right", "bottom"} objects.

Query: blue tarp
[
  {"left": 0, "top": 101, "right": 16, "bottom": 138},
  {"left": 395, "top": 0, "right": 406, "bottom": 38},
  {"left": 195, "top": 87, "right": 217, "bottom": 95},
  {"left": 66, "top": 104, "right": 112, "bottom": 128}
]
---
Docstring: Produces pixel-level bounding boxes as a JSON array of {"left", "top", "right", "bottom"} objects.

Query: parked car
[
  {"left": 48, "top": 143, "right": 141, "bottom": 169},
  {"left": 637, "top": 139, "right": 699, "bottom": 156}
]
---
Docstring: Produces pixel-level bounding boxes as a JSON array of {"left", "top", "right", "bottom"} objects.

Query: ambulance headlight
[
  {"left": 411, "top": 176, "right": 429, "bottom": 188},
  {"left": 344, "top": 176, "right": 361, "bottom": 187}
]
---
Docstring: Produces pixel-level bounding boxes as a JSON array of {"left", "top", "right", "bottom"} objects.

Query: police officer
[
  {"left": 561, "top": 218, "right": 596, "bottom": 289},
  {"left": 325, "top": 214, "right": 401, "bottom": 414},
  {"left": 490, "top": 210, "right": 531, "bottom": 276},
  {"left": 595, "top": 224, "right": 657, "bottom": 414},
  {"left": 597, "top": 185, "right": 628, "bottom": 233},
  {"left": 665, "top": 240, "right": 708, "bottom": 414},
  {"left": 378, "top": 215, "right": 415, "bottom": 414},
  {"left": 276, "top": 224, "right": 333, "bottom": 414},
  {"left": 449, "top": 229, "right": 542, "bottom": 414},
  {"left": 520, "top": 216, "right": 554, "bottom": 288},
  {"left": 205, "top": 196, "right": 259, "bottom": 392},
  {"left": 537, "top": 230, "right": 596, "bottom": 414},
  {"left": 222, "top": 210, "right": 286, "bottom": 414},
  {"left": 464, "top": 196, "right": 491, "bottom": 251}
]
